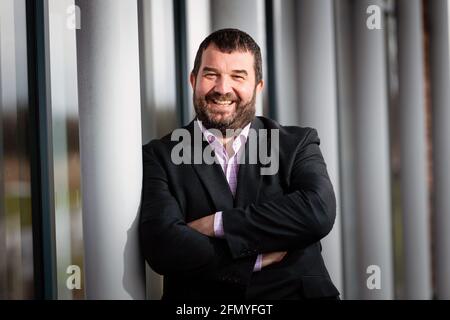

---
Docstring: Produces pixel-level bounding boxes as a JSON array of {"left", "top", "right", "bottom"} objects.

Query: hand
[
  {"left": 187, "top": 214, "right": 215, "bottom": 237},
  {"left": 261, "top": 251, "right": 287, "bottom": 269}
]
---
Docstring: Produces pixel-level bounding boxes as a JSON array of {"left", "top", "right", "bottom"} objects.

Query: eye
[
  {"left": 232, "top": 75, "right": 245, "bottom": 80},
  {"left": 204, "top": 73, "right": 217, "bottom": 79}
]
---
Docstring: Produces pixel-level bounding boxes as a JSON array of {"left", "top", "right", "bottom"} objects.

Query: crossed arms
[{"left": 138, "top": 128, "right": 336, "bottom": 285}]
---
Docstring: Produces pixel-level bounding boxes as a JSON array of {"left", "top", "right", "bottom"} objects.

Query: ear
[
  {"left": 256, "top": 80, "right": 264, "bottom": 94},
  {"left": 190, "top": 72, "right": 196, "bottom": 90}
]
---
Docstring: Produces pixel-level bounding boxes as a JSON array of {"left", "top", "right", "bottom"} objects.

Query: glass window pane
[
  {"left": 47, "top": 0, "right": 84, "bottom": 300},
  {"left": 0, "top": 0, "right": 34, "bottom": 300}
]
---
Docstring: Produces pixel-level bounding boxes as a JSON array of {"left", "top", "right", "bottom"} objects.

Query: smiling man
[{"left": 139, "top": 29, "right": 340, "bottom": 300}]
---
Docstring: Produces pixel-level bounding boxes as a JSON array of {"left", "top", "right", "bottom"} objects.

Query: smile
[{"left": 211, "top": 99, "right": 234, "bottom": 106}]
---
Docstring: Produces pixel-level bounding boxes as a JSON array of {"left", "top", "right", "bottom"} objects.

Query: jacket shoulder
[
  {"left": 257, "top": 116, "right": 320, "bottom": 147},
  {"left": 142, "top": 127, "right": 182, "bottom": 155}
]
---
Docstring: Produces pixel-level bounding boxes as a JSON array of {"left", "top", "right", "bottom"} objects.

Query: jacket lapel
[
  {"left": 188, "top": 117, "right": 265, "bottom": 211},
  {"left": 234, "top": 117, "right": 264, "bottom": 207},
  {"left": 188, "top": 120, "right": 235, "bottom": 212}
]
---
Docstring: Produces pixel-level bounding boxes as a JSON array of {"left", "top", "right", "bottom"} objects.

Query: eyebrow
[{"left": 202, "top": 67, "right": 248, "bottom": 76}]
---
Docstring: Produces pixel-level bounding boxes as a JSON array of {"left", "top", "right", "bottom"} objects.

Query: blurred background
[{"left": 1, "top": 0, "right": 449, "bottom": 300}]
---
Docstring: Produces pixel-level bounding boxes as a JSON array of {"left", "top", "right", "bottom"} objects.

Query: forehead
[{"left": 200, "top": 45, "right": 255, "bottom": 73}]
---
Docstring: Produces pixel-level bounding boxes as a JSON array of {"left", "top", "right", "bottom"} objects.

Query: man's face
[{"left": 190, "top": 45, "right": 264, "bottom": 134}]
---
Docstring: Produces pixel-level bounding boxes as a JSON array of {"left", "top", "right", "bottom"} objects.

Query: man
[{"left": 139, "top": 28, "right": 340, "bottom": 300}]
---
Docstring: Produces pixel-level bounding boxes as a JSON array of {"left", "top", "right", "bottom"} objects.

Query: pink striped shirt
[{"left": 197, "top": 119, "right": 262, "bottom": 272}]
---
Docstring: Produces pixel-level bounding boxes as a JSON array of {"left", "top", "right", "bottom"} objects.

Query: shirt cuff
[
  {"left": 253, "top": 254, "right": 263, "bottom": 272},
  {"left": 213, "top": 211, "right": 225, "bottom": 238}
]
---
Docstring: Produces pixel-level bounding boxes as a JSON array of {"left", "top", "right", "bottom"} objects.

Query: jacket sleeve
[
  {"left": 221, "top": 128, "right": 337, "bottom": 259},
  {"left": 139, "top": 143, "right": 257, "bottom": 286}
]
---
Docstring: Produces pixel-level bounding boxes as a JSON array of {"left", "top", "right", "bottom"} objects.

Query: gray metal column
[
  {"left": 138, "top": 0, "right": 180, "bottom": 299},
  {"left": 397, "top": 0, "right": 432, "bottom": 300},
  {"left": 353, "top": 0, "right": 394, "bottom": 299},
  {"left": 429, "top": 0, "right": 450, "bottom": 300},
  {"left": 76, "top": 0, "right": 145, "bottom": 299},
  {"left": 272, "top": 0, "right": 299, "bottom": 125},
  {"left": 185, "top": 0, "right": 211, "bottom": 123},
  {"left": 334, "top": 0, "right": 360, "bottom": 300},
  {"left": 295, "top": 0, "right": 343, "bottom": 296},
  {"left": 210, "top": 0, "right": 267, "bottom": 116}
]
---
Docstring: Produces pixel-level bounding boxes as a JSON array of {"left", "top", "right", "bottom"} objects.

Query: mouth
[
  {"left": 207, "top": 99, "right": 236, "bottom": 111},
  {"left": 209, "top": 99, "right": 234, "bottom": 106}
]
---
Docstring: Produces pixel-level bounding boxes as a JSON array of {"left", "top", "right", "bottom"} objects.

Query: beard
[{"left": 193, "top": 88, "right": 256, "bottom": 136}]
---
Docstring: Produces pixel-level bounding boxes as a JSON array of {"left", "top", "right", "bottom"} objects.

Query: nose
[{"left": 214, "top": 76, "right": 233, "bottom": 95}]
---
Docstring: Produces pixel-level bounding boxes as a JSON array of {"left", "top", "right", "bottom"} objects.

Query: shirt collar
[{"left": 196, "top": 119, "right": 252, "bottom": 146}]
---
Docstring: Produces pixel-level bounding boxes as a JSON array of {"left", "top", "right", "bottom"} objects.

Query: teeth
[{"left": 212, "top": 99, "right": 233, "bottom": 105}]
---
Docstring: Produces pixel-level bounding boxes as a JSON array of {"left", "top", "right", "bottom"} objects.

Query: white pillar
[
  {"left": 76, "top": 0, "right": 145, "bottom": 299},
  {"left": 429, "top": 0, "right": 450, "bottom": 300},
  {"left": 294, "top": 0, "right": 343, "bottom": 296},
  {"left": 353, "top": 0, "right": 394, "bottom": 299},
  {"left": 210, "top": 0, "right": 267, "bottom": 116},
  {"left": 397, "top": 0, "right": 432, "bottom": 299}
]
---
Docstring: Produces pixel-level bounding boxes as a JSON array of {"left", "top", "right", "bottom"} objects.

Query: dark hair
[{"left": 192, "top": 28, "right": 263, "bottom": 84}]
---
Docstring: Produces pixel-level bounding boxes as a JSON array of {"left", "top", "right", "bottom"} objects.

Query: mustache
[{"left": 205, "top": 91, "right": 239, "bottom": 103}]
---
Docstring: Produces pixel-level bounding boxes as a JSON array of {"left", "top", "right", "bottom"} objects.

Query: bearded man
[{"left": 139, "top": 28, "right": 340, "bottom": 300}]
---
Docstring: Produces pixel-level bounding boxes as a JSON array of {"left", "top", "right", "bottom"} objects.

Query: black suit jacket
[{"left": 139, "top": 116, "right": 340, "bottom": 300}]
